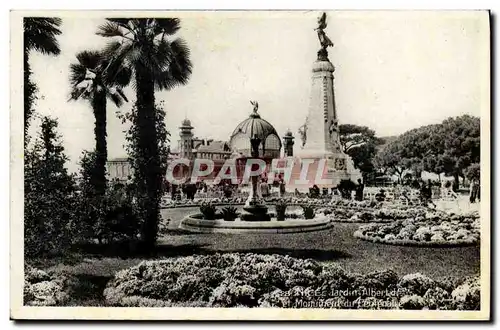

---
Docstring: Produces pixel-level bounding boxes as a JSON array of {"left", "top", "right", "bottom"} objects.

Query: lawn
[
  {"left": 32, "top": 204, "right": 480, "bottom": 306},
  {"left": 159, "top": 206, "right": 480, "bottom": 279}
]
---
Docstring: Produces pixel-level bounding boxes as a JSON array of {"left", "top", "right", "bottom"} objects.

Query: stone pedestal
[{"left": 240, "top": 159, "right": 271, "bottom": 221}]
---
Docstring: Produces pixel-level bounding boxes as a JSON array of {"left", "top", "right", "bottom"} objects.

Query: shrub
[
  {"left": 423, "top": 287, "right": 451, "bottom": 310},
  {"left": 400, "top": 295, "right": 426, "bottom": 310},
  {"left": 23, "top": 265, "right": 79, "bottom": 306},
  {"left": 451, "top": 276, "right": 480, "bottom": 310},
  {"left": 103, "top": 253, "right": 480, "bottom": 310},
  {"left": 301, "top": 204, "right": 315, "bottom": 219},
  {"left": 221, "top": 206, "right": 238, "bottom": 221},
  {"left": 398, "top": 273, "right": 436, "bottom": 296},
  {"left": 200, "top": 202, "right": 217, "bottom": 220},
  {"left": 24, "top": 117, "right": 79, "bottom": 257},
  {"left": 275, "top": 199, "right": 288, "bottom": 221},
  {"left": 338, "top": 179, "right": 356, "bottom": 199}
]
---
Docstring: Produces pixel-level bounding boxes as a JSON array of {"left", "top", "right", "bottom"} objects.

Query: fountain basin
[{"left": 179, "top": 214, "right": 333, "bottom": 234}]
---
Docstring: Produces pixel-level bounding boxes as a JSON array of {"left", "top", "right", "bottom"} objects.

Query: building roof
[
  {"left": 180, "top": 118, "right": 193, "bottom": 128},
  {"left": 108, "top": 157, "right": 129, "bottom": 162},
  {"left": 196, "top": 140, "right": 231, "bottom": 153},
  {"left": 229, "top": 109, "right": 282, "bottom": 154}
]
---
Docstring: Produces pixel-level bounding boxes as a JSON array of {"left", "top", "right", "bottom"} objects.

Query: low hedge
[{"left": 103, "top": 253, "right": 480, "bottom": 310}]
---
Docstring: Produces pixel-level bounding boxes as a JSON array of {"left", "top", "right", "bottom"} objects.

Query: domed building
[
  {"left": 229, "top": 106, "right": 282, "bottom": 159},
  {"left": 107, "top": 106, "right": 289, "bottom": 185}
]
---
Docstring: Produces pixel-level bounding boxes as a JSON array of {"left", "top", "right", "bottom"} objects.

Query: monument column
[{"left": 294, "top": 12, "right": 361, "bottom": 189}]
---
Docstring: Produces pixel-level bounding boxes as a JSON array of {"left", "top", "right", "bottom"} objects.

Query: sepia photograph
[{"left": 10, "top": 9, "right": 490, "bottom": 320}]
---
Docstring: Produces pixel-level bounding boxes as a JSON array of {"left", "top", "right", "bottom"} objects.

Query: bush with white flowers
[
  {"left": 354, "top": 211, "right": 480, "bottom": 246},
  {"left": 103, "top": 253, "right": 479, "bottom": 310},
  {"left": 23, "top": 265, "right": 79, "bottom": 306}
]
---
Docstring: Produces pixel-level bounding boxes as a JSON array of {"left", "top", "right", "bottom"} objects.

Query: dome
[
  {"left": 285, "top": 129, "right": 293, "bottom": 137},
  {"left": 181, "top": 118, "right": 192, "bottom": 127},
  {"left": 229, "top": 109, "right": 282, "bottom": 158}
]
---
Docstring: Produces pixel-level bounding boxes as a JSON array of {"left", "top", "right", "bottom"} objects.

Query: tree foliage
[
  {"left": 120, "top": 101, "right": 171, "bottom": 247},
  {"left": 76, "top": 150, "right": 141, "bottom": 244},
  {"left": 339, "top": 124, "right": 384, "bottom": 178},
  {"left": 374, "top": 115, "right": 480, "bottom": 184},
  {"left": 24, "top": 117, "right": 78, "bottom": 257},
  {"left": 23, "top": 17, "right": 62, "bottom": 139},
  {"left": 465, "top": 163, "right": 480, "bottom": 181},
  {"left": 97, "top": 17, "right": 192, "bottom": 252},
  {"left": 68, "top": 50, "right": 130, "bottom": 196}
]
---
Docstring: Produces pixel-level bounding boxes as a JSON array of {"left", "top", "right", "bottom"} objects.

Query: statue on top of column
[{"left": 315, "top": 12, "right": 334, "bottom": 60}]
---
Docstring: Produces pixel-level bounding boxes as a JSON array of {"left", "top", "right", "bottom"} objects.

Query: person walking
[
  {"left": 260, "top": 178, "right": 270, "bottom": 198},
  {"left": 355, "top": 178, "right": 364, "bottom": 201},
  {"left": 279, "top": 178, "right": 286, "bottom": 198},
  {"left": 470, "top": 178, "right": 480, "bottom": 203},
  {"left": 420, "top": 180, "right": 436, "bottom": 208}
]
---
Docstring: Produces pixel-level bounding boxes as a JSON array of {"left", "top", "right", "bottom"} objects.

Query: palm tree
[
  {"left": 23, "top": 17, "right": 62, "bottom": 139},
  {"left": 69, "top": 50, "right": 130, "bottom": 196},
  {"left": 97, "top": 18, "right": 192, "bottom": 251}
]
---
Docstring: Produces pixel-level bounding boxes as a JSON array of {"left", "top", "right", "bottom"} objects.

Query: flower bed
[
  {"left": 163, "top": 196, "right": 451, "bottom": 225},
  {"left": 23, "top": 265, "right": 79, "bottom": 306},
  {"left": 354, "top": 211, "right": 480, "bottom": 246},
  {"left": 318, "top": 206, "right": 436, "bottom": 223},
  {"left": 104, "top": 253, "right": 479, "bottom": 310},
  {"left": 161, "top": 196, "right": 421, "bottom": 210}
]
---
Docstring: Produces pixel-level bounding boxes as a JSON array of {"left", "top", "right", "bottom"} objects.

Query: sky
[{"left": 27, "top": 11, "right": 488, "bottom": 173}]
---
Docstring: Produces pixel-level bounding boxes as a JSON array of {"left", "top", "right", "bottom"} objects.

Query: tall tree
[
  {"left": 374, "top": 115, "right": 480, "bottom": 186},
  {"left": 24, "top": 116, "right": 77, "bottom": 256},
  {"left": 435, "top": 115, "right": 480, "bottom": 185},
  {"left": 338, "top": 124, "right": 383, "bottom": 179},
  {"left": 69, "top": 50, "right": 130, "bottom": 196},
  {"left": 373, "top": 139, "right": 407, "bottom": 182},
  {"left": 23, "top": 17, "right": 62, "bottom": 139},
  {"left": 97, "top": 18, "right": 192, "bottom": 252}
]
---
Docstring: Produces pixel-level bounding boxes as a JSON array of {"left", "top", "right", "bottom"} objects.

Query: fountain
[
  {"left": 177, "top": 13, "right": 352, "bottom": 234},
  {"left": 178, "top": 105, "right": 333, "bottom": 234},
  {"left": 239, "top": 134, "right": 271, "bottom": 222}
]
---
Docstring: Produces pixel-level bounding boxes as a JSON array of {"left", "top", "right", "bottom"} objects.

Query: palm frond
[
  {"left": 96, "top": 21, "right": 125, "bottom": 38},
  {"left": 141, "top": 40, "right": 170, "bottom": 74},
  {"left": 69, "top": 85, "right": 91, "bottom": 102},
  {"left": 101, "top": 42, "right": 135, "bottom": 86},
  {"left": 69, "top": 63, "right": 87, "bottom": 86},
  {"left": 24, "top": 17, "right": 62, "bottom": 55},
  {"left": 153, "top": 18, "right": 181, "bottom": 36},
  {"left": 116, "top": 88, "right": 129, "bottom": 103},
  {"left": 75, "top": 50, "right": 102, "bottom": 70},
  {"left": 154, "top": 38, "right": 192, "bottom": 90},
  {"left": 113, "top": 66, "right": 132, "bottom": 88},
  {"left": 100, "top": 40, "right": 122, "bottom": 58},
  {"left": 106, "top": 18, "right": 133, "bottom": 28},
  {"left": 107, "top": 90, "right": 124, "bottom": 107}
]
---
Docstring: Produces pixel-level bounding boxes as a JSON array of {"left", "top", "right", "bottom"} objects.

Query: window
[{"left": 265, "top": 134, "right": 281, "bottom": 151}]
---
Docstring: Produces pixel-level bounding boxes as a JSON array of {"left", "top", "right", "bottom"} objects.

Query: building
[
  {"left": 106, "top": 157, "right": 133, "bottom": 183},
  {"left": 170, "top": 118, "right": 233, "bottom": 161},
  {"left": 107, "top": 109, "right": 291, "bottom": 185}
]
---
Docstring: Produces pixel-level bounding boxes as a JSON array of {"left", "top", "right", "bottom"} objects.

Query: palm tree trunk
[
  {"left": 24, "top": 50, "right": 36, "bottom": 143},
  {"left": 92, "top": 91, "right": 108, "bottom": 196},
  {"left": 135, "top": 65, "right": 160, "bottom": 253}
]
